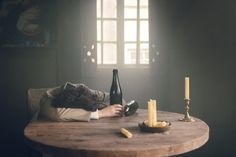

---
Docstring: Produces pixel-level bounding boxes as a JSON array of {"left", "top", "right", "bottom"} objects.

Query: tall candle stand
[{"left": 179, "top": 98, "right": 195, "bottom": 122}]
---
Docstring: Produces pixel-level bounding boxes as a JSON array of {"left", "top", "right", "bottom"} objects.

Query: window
[{"left": 97, "top": 0, "right": 149, "bottom": 67}]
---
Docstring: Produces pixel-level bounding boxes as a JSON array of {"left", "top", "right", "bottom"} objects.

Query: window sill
[
  {"left": 97, "top": 64, "right": 149, "bottom": 69},
  {"left": 96, "top": 64, "right": 150, "bottom": 76}
]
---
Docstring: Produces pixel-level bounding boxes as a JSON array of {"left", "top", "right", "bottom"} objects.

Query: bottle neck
[{"left": 112, "top": 71, "right": 118, "bottom": 83}]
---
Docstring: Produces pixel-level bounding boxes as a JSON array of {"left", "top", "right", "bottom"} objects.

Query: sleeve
[
  {"left": 90, "top": 110, "right": 99, "bottom": 120},
  {"left": 56, "top": 107, "right": 92, "bottom": 122}
]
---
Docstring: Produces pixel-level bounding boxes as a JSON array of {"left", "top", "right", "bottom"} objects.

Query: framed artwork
[{"left": 0, "top": 0, "right": 57, "bottom": 48}]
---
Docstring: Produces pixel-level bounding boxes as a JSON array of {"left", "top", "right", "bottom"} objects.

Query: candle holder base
[
  {"left": 179, "top": 99, "right": 195, "bottom": 122},
  {"left": 179, "top": 116, "right": 195, "bottom": 122}
]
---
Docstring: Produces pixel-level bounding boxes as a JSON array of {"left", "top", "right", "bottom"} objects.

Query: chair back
[{"left": 27, "top": 88, "right": 48, "bottom": 120}]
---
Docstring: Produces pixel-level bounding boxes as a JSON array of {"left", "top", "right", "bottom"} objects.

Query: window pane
[
  {"left": 103, "top": 43, "right": 117, "bottom": 64},
  {"left": 97, "top": 20, "right": 101, "bottom": 41},
  {"left": 140, "top": 20, "right": 149, "bottom": 41},
  {"left": 140, "top": 43, "right": 149, "bottom": 64},
  {"left": 103, "top": 0, "right": 116, "bottom": 18},
  {"left": 103, "top": 21, "right": 116, "bottom": 41},
  {"left": 140, "top": 6, "right": 148, "bottom": 19},
  {"left": 125, "top": 43, "right": 136, "bottom": 64},
  {"left": 124, "top": 0, "right": 137, "bottom": 19},
  {"left": 125, "top": 7, "right": 137, "bottom": 19},
  {"left": 97, "top": 0, "right": 101, "bottom": 18},
  {"left": 124, "top": 21, "right": 137, "bottom": 41},
  {"left": 125, "top": 0, "right": 137, "bottom": 6},
  {"left": 97, "top": 43, "right": 101, "bottom": 64},
  {"left": 140, "top": 0, "right": 148, "bottom": 19},
  {"left": 140, "top": 0, "right": 148, "bottom": 7}
]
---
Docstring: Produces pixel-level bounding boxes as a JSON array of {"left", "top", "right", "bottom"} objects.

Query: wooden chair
[
  {"left": 26, "top": 88, "right": 48, "bottom": 157},
  {"left": 27, "top": 88, "right": 48, "bottom": 121}
]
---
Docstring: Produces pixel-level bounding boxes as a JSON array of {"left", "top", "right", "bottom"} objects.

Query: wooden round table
[{"left": 24, "top": 109, "right": 209, "bottom": 157}]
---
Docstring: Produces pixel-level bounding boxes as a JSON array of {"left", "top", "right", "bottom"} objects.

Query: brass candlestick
[{"left": 179, "top": 98, "right": 195, "bottom": 122}]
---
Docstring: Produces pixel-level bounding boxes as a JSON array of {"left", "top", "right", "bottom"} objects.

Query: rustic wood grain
[{"left": 24, "top": 109, "right": 209, "bottom": 157}]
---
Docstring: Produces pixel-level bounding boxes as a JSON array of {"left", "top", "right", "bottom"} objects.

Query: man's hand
[{"left": 98, "top": 104, "right": 123, "bottom": 118}]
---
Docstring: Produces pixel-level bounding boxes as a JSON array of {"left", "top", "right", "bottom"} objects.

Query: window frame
[{"left": 96, "top": 0, "right": 149, "bottom": 69}]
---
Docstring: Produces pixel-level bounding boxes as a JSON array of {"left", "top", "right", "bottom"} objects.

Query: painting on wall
[{"left": 0, "top": 0, "right": 56, "bottom": 48}]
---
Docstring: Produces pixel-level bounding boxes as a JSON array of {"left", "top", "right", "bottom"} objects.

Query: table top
[{"left": 24, "top": 109, "right": 209, "bottom": 157}]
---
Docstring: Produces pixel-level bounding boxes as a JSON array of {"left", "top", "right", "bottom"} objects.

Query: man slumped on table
[{"left": 38, "top": 82, "right": 138, "bottom": 121}]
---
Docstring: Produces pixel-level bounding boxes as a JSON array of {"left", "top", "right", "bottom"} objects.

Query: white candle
[
  {"left": 152, "top": 100, "right": 157, "bottom": 126},
  {"left": 148, "top": 101, "right": 153, "bottom": 127},
  {"left": 185, "top": 77, "right": 190, "bottom": 99}
]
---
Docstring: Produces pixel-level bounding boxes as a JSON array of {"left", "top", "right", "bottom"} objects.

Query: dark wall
[
  {"left": 0, "top": 49, "right": 57, "bottom": 157},
  {"left": 0, "top": 1, "right": 81, "bottom": 156},
  {"left": 154, "top": 0, "right": 236, "bottom": 156},
  {"left": 0, "top": 0, "right": 235, "bottom": 156}
]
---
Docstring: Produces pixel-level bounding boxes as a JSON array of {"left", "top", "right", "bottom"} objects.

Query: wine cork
[{"left": 120, "top": 128, "right": 133, "bottom": 138}]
